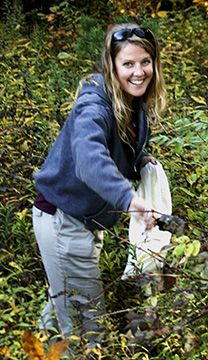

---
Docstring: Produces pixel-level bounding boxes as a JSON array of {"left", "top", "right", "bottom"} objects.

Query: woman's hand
[
  {"left": 140, "top": 156, "right": 157, "bottom": 171},
  {"left": 128, "top": 195, "right": 155, "bottom": 230}
]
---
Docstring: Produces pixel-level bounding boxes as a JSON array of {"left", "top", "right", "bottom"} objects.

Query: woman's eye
[
  {"left": 142, "top": 59, "right": 151, "bottom": 65},
  {"left": 124, "top": 62, "right": 132, "bottom": 67}
]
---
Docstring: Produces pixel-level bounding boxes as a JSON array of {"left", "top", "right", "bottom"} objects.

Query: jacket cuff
[
  {"left": 123, "top": 191, "right": 135, "bottom": 212},
  {"left": 135, "top": 151, "right": 150, "bottom": 170}
]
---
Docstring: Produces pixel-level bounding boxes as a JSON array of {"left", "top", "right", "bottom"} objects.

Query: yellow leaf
[
  {"left": 45, "top": 340, "right": 69, "bottom": 360},
  {"left": 191, "top": 96, "right": 207, "bottom": 105},
  {"left": 0, "top": 346, "right": 8, "bottom": 355},
  {"left": 86, "top": 344, "right": 101, "bottom": 359},
  {"left": 23, "top": 330, "right": 44, "bottom": 359},
  {"left": 9, "top": 261, "right": 23, "bottom": 272},
  {"left": 184, "top": 243, "right": 194, "bottom": 257},
  {"left": 17, "top": 208, "right": 28, "bottom": 220},
  {"left": 63, "top": 89, "right": 75, "bottom": 97},
  {"left": 157, "top": 10, "right": 167, "bottom": 18},
  {"left": 5, "top": 52, "right": 15, "bottom": 57},
  {"left": 68, "top": 335, "right": 80, "bottom": 341},
  {"left": 156, "top": 1, "right": 161, "bottom": 11},
  {"left": 47, "top": 13, "right": 56, "bottom": 23},
  {"left": 192, "top": 240, "right": 201, "bottom": 256},
  {"left": 150, "top": 296, "right": 158, "bottom": 307},
  {"left": 137, "top": 254, "right": 147, "bottom": 266},
  {"left": 61, "top": 102, "right": 74, "bottom": 111}
]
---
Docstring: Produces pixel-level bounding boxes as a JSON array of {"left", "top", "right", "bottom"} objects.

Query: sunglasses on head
[{"left": 112, "top": 27, "right": 154, "bottom": 42}]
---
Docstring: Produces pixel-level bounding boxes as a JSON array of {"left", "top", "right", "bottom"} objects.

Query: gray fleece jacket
[{"left": 34, "top": 74, "right": 150, "bottom": 229}]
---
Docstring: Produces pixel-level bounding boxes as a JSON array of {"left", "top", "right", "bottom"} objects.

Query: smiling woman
[{"left": 32, "top": 22, "right": 167, "bottom": 351}]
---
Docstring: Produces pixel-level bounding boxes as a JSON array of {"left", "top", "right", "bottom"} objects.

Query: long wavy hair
[{"left": 101, "top": 23, "right": 167, "bottom": 142}]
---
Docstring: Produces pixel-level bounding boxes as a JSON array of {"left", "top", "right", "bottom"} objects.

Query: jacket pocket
[{"left": 82, "top": 202, "right": 120, "bottom": 230}]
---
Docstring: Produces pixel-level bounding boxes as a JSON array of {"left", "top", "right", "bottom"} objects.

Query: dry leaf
[
  {"left": 23, "top": 331, "right": 69, "bottom": 360},
  {"left": 0, "top": 346, "right": 8, "bottom": 355},
  {"left": 45, "top": 340, "right": 69, "bottom": 360},
  {"left": 23, "top": 330, "right": 44, "bottom": 359}
]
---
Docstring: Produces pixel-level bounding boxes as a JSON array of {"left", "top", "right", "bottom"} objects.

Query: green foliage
[
  {"left": 0, "top": 1, "right": 208, "bottom": 359},
  {"left": 149, "top": 6, "right": 208, "bottom": 233},
  {"left": 74, "top": 16, "right": 105, "bottom": 64},
  {"left": 1, "top": 0, "right": 27, "bottom": 40},
  {"left": 150, "top": 109, "right": 208, "bottom": 230},
  {"left": 0, "top": 203, "right": 46, "bottom": 359}
]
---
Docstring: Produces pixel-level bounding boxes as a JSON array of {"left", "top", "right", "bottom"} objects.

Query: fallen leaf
[
  {"left": 23, "top": 330, "right": 44, "bottom": 359},
  {"left": 0, "top": 346, "right": 8, "bottom": 355},
  {"left": 45, "top": 340, "right": 69, "bottom": 360}
]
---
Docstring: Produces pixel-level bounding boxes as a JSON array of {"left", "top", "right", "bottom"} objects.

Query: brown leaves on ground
[{"left": 22, "top": 330, "right": 69, "bottom": 360}]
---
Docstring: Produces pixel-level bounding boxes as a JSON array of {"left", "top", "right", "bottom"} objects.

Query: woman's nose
[{"left": 133, "top": 65, "right": 144, "bottom": 76}]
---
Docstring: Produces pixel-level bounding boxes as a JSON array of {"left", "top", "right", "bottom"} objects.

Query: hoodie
[{"left": 34, "top": 74, "right": 150, "bottom": 229}]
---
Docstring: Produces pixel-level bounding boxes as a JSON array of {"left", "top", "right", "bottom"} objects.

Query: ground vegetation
[{"left": 0, "top": 0, "right": 208, "bottom": 359}]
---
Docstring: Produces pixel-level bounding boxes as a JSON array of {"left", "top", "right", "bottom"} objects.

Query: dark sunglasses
[{"left": 112, "top": 27, "right": 154, "bottom": 42}]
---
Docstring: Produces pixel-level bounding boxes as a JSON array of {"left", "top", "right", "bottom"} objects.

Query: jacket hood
[{"left": 79, "top": 73, "right": 112, "bottom": 106}]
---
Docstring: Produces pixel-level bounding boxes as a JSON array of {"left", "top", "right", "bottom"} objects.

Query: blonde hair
[{"left": 101, "top": 23, "right": 167, "bottom": 142}]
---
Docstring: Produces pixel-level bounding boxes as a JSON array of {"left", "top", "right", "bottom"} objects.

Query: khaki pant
[{"left": 32, "top": 206, "right": 105, "bottom": 343}]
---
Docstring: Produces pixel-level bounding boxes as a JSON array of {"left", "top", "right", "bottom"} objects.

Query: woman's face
[{"left": 114, "top": 42, "right": 153, "bottom": 105}]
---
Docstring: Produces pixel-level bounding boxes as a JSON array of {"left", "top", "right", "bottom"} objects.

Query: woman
[{"left": 32, "top": 23, "right": 166, "bottom": 346}]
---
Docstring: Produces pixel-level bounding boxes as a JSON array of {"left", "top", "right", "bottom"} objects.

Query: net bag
[{"left": 122, "top": 161, "right": 172, "bottom": 279}]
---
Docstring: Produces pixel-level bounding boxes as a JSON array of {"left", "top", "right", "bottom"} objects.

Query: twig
[
  {"left": 48, "top": 291, "right": 66, "bottom": 340},
  {"left": 108, "top": 208, "right": 163, "bottom": 216},
  {"left": 108, "top": 210, "right": 208, "bottom": 235}
]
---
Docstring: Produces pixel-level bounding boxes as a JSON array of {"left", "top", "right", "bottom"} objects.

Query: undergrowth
[{"left": 0, "top": 1, "right": 208, "bottom": 359}]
